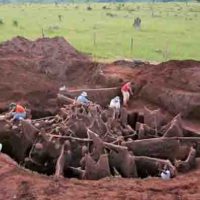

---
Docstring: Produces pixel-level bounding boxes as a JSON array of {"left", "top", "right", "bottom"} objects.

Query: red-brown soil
[
  {"left": 1, "top": 37, "right": 200, "bottom": 199},
  {"left": 103, "top": 60, "right": 200, "bottom": 120},
  {"left": 1, "top": 36, "right": 200, "bottom": 120},
  {"left": 1, "top": 153, "right": 200, "bottom": 200},
  {"left": 0, "top": 36, "right": 99, "bottom": 116}
]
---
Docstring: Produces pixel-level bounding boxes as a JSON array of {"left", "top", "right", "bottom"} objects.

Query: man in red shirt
[
  {"left": 9, "top": 103, "right": 26, "bottom": 122},
  {"left": 121, "top": 82, "right": 133, "bottom": 106}
]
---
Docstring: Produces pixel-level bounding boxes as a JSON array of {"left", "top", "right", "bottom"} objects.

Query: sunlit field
[{"left": 0, "top": 2, "right": 200, "bottom": 61}]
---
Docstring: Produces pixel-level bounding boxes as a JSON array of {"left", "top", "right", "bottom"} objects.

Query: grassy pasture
[{"left": 0, "top": 2, "right": 200, "bottom": 61}]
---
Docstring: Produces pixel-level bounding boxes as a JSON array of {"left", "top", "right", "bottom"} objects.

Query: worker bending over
[
  {"left": 8, "top": 103, "right": 26, "bottom": 122},
  {"left": 77, "top": 92, "right": 90, "bottom": 106}
]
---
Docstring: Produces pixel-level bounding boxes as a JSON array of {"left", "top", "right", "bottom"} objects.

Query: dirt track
[{"left": 1, "top": 37, "right": 200, "bottom": 199}]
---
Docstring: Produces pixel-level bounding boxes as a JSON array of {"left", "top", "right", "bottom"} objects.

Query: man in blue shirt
[{"left": 77, "top": 91, "right": 90, "bottom": 105}]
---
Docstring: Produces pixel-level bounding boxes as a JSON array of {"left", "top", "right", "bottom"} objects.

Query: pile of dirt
[
  {"left": 103, "top": 60, "right": 200, "bottom": 119},
  {"left": 0, "top": 36, "right": 91, "bottom": 80},
  {"left": 0, "top": 37, "right": 103, "bottom": 116},
  {"left": 2, "top": 37, "right": 200, "bottom": 121}
]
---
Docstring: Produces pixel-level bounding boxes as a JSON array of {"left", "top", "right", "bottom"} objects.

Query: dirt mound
[
  {"left": 135, "top": 60, "right": 200, "bottom": 92},
  {"left": 0, "top": 37, "right": 102, "bottom": 115},
  {"left": 0, "top": 36, "right": 88, "bottom": 62},
  {"left": 103, "top": 60, "right": 200, "bottom": 119}
]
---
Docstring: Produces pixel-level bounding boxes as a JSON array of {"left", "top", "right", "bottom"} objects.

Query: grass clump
[{"left": 13, "top": 19, "right": 18, "bottom": 27}]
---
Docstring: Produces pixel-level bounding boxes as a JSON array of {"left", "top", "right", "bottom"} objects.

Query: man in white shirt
[
  {"left": 109, "top": 96, "right": 120, "bottom": 109},
  {"left": 161, "top": 166, "right": 171, "bottom": 180},
  {"left": 109, "top": 96, "right": 121, "bottom": 119}
]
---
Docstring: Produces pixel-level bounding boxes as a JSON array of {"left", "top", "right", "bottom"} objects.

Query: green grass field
[{"left": 0, "top": 2, "right": 200, "bottom": 61}]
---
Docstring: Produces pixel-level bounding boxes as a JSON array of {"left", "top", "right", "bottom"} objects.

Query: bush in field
[
  {"left": 0, "top": 18, "right": 4, "bottom": 25},
  {"left": 102, "top": 5, "right": 108, "bottom": 10},
  {"left": 58, "top": 14, "right": 62, "bottom": 22},
  {"left": 13, "top": 20, "right": 18, "bottom": 27},
  {"left": 106, "top": 12, "right": 117, "bottom": 18},
  {"left": 87, "top": 6, "right": 92, "bottom": 11}
]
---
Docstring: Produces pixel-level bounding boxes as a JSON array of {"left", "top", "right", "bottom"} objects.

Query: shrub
[
  {"left": 13, "top": 20, "right": 18, "bottom": 27},
  {"left": 58, "top": 14, "right": 62, "bottom": 22},
  {"left": 0, "top": 18, "right": 4, "bottom": 25},
  {"left": 87, "top": 6, "right": 92, "bottom": 11}
]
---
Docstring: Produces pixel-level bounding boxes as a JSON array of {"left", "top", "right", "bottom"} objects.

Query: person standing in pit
[{"left": 121, "top": 82, "right": 133, "bottom": 107}]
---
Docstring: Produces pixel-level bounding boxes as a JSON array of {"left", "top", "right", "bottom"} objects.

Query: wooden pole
[
  {"left": 93, "top": 32, "right": 96, "bottom": 47},
  {"left": 130, "top": 37, "right": 133, "bottom": 53}
]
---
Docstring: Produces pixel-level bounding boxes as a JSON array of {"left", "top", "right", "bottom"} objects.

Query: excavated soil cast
[
  {"left": 1, "top": 37, "right": 200, "bottom": 199},
  {"left": 0, "top": 36, "right": 115, "bottom": 116},
  {"left": 103, "top": 60, "right": 200, "bottom": 119}
]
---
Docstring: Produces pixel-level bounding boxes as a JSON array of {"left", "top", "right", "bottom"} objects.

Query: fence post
[
  {"left": 93, "top": 32, "right": 96, "bottom": 47},
  {"left": 42, "top": 27, "right": 45, "bottom": 38},
  {"left": 130, "top": 37, "right": 133, "bottom": 53}
]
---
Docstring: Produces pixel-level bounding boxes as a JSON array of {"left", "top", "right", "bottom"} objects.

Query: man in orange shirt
[
  {"left": 9, "top": 103, "right": 26, "bottom": 121},
  {"left": 121, "top": 82, "right": 133, "bottom": 106}
]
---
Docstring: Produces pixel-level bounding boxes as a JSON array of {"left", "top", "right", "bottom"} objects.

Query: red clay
[
  {"left": 1, "top": 37, "right": 200, "bottom": 199},
  {"left": 0, "top": 153, "right": 200, "bottom": 200},
  {"left": 0, "top": 37, "right": 96, "bottom": 114}
]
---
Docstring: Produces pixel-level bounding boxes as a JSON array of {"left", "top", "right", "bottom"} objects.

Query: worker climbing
[
  {"left": 77, "top": 92, "right": 91, "bottom": 106},
  {"left": 121, "top": 81, "right": 133, "bottom": 107},
  {"left": 7, "top": 103, "right": 26, "bottom": 122}
]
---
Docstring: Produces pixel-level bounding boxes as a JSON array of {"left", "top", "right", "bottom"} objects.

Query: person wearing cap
[
  {"left": 109, "top": 96, "right": 121, "bottom": 110},
  {"left": 109, "top": 96, "right": 121, "bottom": 119},
  {"left": 8, "top": 103, "right": 26, "bottom": 122},
  {"left": 77, "top": 92, "right": 90, "bottom": 105},
  {"left": 160, "top": 165, "right": 171, "bottom": 180},
  {"left": 121, "top": 82, "right": 133, "bottom": 107}
]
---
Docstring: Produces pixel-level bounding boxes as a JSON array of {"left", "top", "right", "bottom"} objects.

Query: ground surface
[
  {"left": 1, "top": 37, "right": 200, "bottom": 123},
  {"left": 0, "top": 36, "right": 93, "bottom": 116},
  {"left": 0, "top": 3, "right": 200, "bottom": 61},
  {"left": 0, "top": 153, "right": 200, "bottom": 200},
  {"left": 1, "top": 36, "right": 200, "bottom": 199}
]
